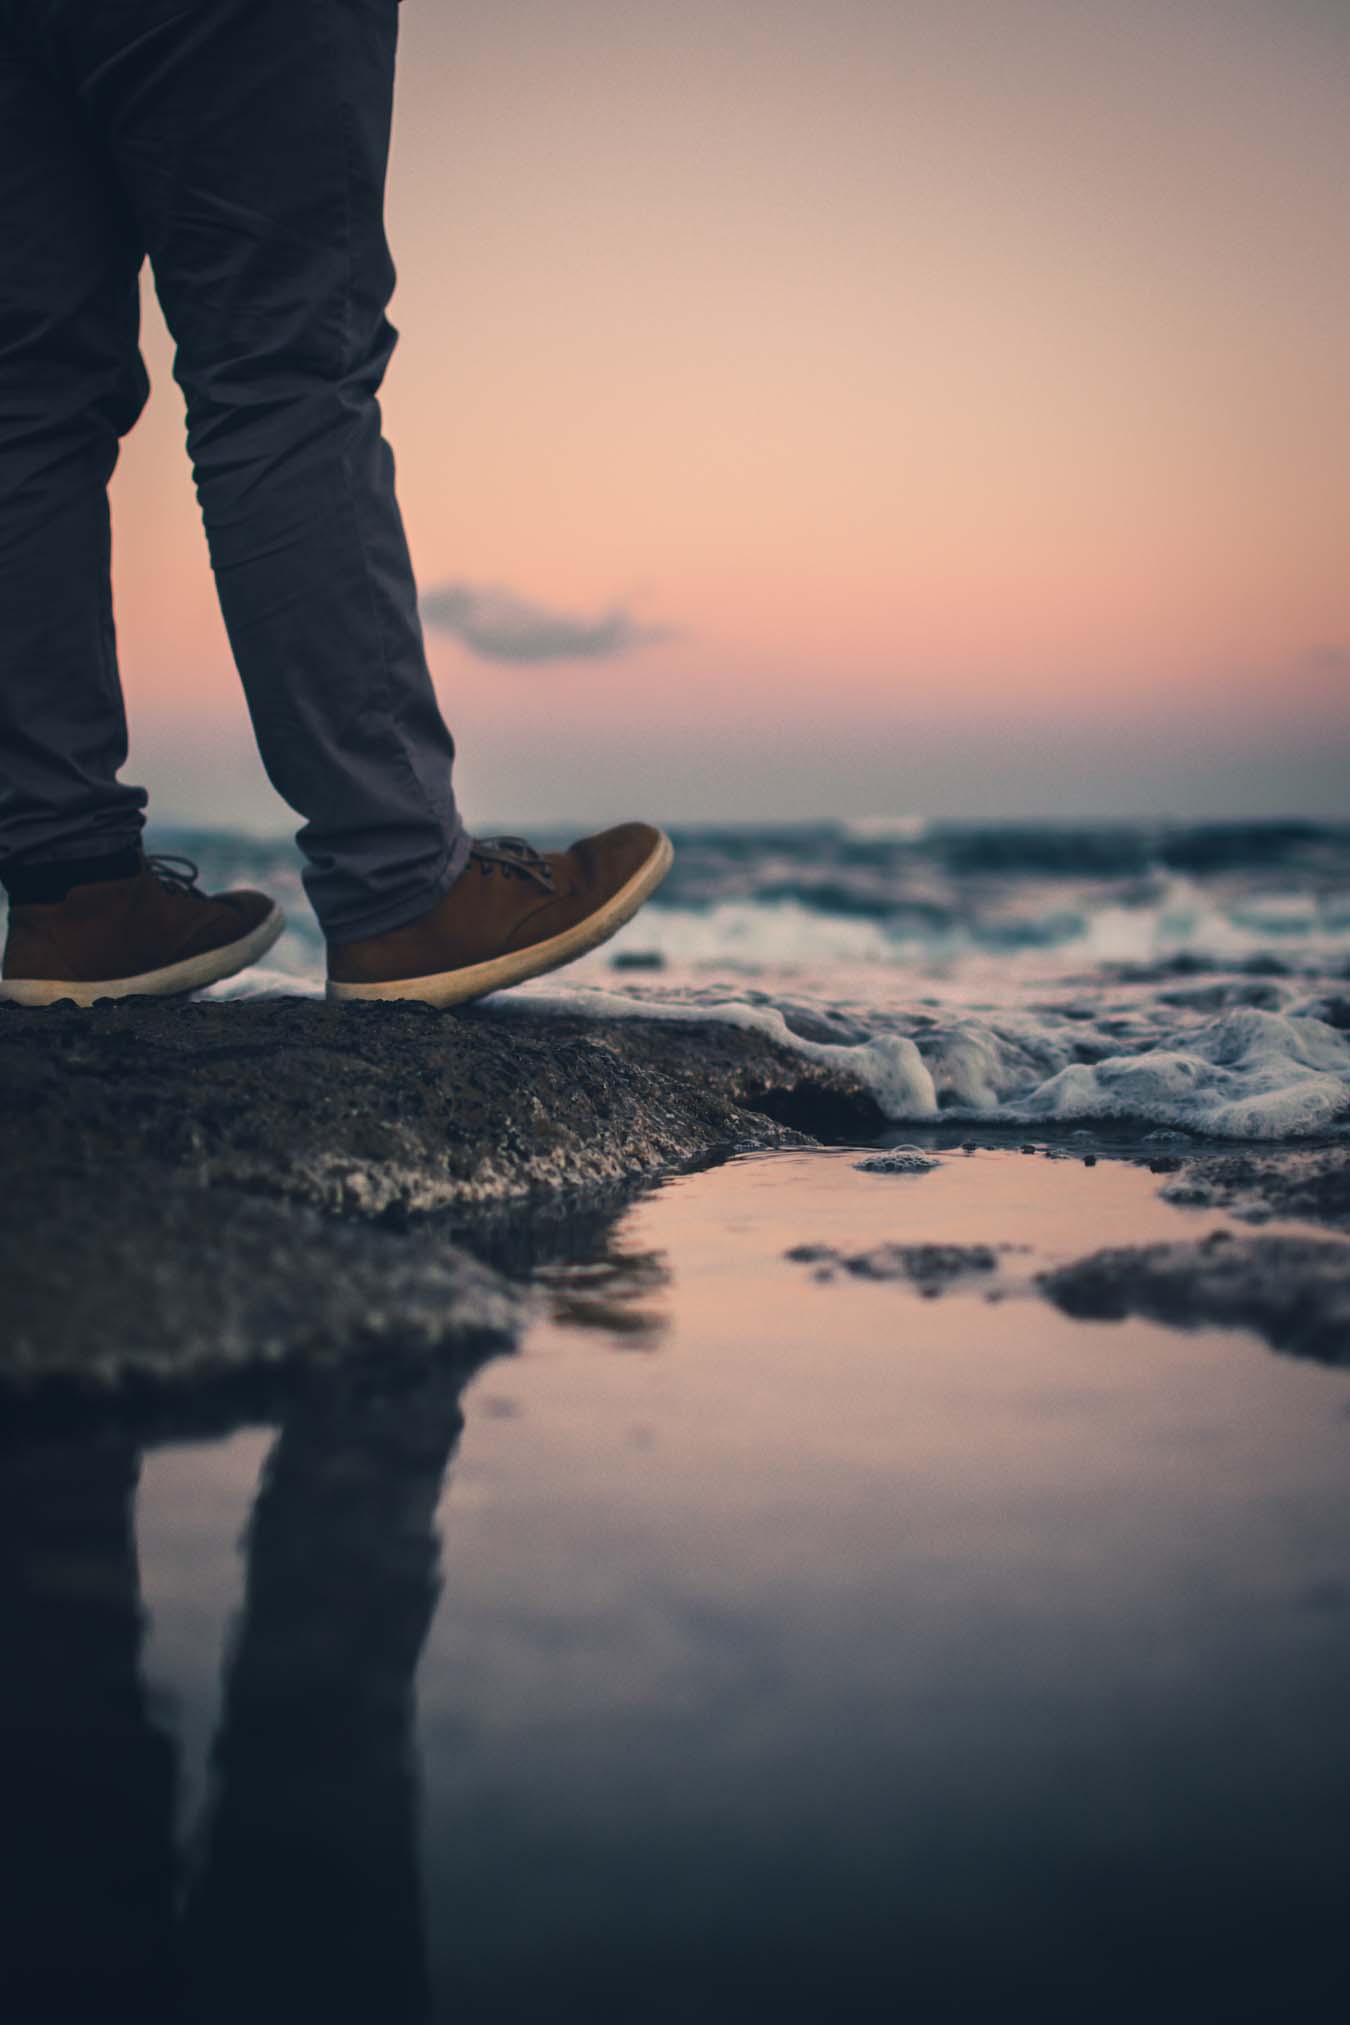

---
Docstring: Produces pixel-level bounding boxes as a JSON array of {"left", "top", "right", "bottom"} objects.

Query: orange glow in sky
[{"left": 108, "top": 0, "right": 1350, "bottom": 826}]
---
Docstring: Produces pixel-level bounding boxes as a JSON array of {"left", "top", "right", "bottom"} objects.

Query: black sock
[{"left": 1, "top": 847, "right": 143, "bottom": 906}]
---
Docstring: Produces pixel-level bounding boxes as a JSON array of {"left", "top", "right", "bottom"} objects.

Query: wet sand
[{"left": 7, "top": 1146, "right": 1345, "bottom": 2020}]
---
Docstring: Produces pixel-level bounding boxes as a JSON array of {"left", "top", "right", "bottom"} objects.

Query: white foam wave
[
  {"left": 503, "top": 981, "right": 940, "bottom": 1118},
  {"left": 609, "top": 901, "right": 898, "bottom": 968},
  {"left": 599, "top": 881, "right": 1350, "bottom": 975},
  {"left": 506, "top": 985, "right": 1350, "bottom": 1140},
  {"left": 840, "top": 813, "right": 930, "bottom": 842},
  {"left": 1009, "top": 1008, "right": 1350, "bottom": 1139},
  {"left": 204, "top": 967, "right": 324, "bottom": 1001}
]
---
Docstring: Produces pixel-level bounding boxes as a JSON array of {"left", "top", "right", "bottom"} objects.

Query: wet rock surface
[
  {"left": 0, "top": 997, "right": 881, "bottom": 1407},
  {"left": 6, "top": 997, "right": 1346, "bottom": 1408},
  {"left": 1157, "top": 1144, "right": 1350, "bottom": 1231},
  {"left": 853, "top": 1149, "right": 942, "bottom": 1175},
  {"left": 1040, "top": 1233, "right": 1350, "bottom": 1364},
  {"left": 0, "top": 998, "right": 882, "bottom": 1217},
  {"left": 788, "top": 1241, "right": 1011, "bottom": 1295}
]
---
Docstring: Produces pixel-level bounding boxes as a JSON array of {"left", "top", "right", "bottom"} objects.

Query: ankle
[{"left": 2, "top": 846, "right": 143, "bottom": 907}]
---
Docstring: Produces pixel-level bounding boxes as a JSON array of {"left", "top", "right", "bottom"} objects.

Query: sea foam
[{"left": 507, "top": 986, "right": 1350, "bottom": 1141}]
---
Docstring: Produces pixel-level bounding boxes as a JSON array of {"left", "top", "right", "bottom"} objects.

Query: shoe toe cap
[
  {"left": 571, "top": 821, "right": 669, "bottom": 891},
  {"left": 218, "top": 887, "right": 282, "bottom": 936}
]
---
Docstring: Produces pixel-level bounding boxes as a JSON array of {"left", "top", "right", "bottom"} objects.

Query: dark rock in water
[
  {"left": 854, "top": 1149, "right": 940, "bottom": 1175},
  {"left": 0, "top": 998, "right": 884, "bottom": 1406},
  {"left": 787, "top": 1241, "right": 1006, "bottom": 1295},
  {"left": 1158, "top": 1147, "right": 1350, "bottom": 1231},
  {"left": 609, "top": 949, "right": 666, "bottom": 970},
  {"left": 1039, "top": 1235, "right": 1350, "bottom": 1365}
]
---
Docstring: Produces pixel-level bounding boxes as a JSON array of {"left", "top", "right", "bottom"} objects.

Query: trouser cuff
[{"left": 320, "top": 826, "right": 473, "bottom": 946}]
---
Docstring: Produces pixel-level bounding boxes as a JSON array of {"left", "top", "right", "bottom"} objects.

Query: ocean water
[
  {"left": 7, "top": 826, "right": 1350, "bottom": 2019},
  {"left": 189, "top": 817, "right": 1350, "bottom": 1140}
]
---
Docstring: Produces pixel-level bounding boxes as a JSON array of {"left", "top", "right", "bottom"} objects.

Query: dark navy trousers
[{"left": 0, "top": 0, "right": 469, "bottom": 939}]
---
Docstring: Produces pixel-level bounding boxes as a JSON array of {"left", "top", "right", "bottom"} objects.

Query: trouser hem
[
  {"left": 321, "top": 824, "right": 472, "bottom": 947},
  {"left": 0, "top": 826, "right": 146, "bottom": 879}
]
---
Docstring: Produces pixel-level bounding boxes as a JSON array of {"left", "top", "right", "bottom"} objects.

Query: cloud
[{"left": 420, "top": 580, "right": 677, "bottom": 664}]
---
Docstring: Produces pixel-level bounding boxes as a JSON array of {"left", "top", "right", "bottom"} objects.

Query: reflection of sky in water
[{"left": 52, "top": 1152, "right": 1343, "bottom": 2018}]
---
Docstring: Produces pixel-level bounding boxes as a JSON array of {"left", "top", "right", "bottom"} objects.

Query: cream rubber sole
[
  {"left": 327, "top": 829, "right": 675, "bottom": 1007},
  {"left": 0, "top": 903, "right": 285, "bottom": 1008}
]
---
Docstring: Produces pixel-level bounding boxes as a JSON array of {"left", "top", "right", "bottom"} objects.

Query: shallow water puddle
[{"left": 18, "top": 1147, "right": 1350, "bottom": 2020}]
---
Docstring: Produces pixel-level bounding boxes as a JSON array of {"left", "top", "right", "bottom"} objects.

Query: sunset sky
[{"left": 111, "top": 0, "right": 1350, "bottom": 831}]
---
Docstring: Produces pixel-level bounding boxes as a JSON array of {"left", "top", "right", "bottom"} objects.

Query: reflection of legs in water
[
  {"left": 183, "top": 1376, "right": 470, "bottom": 2025},
  {"left": 0, "top": 1438, "right": 179, "bottom": 2017}
]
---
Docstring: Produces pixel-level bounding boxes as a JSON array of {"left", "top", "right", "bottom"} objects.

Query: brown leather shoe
[
  {"left": 327, "top": 822, "right": 674, "bottom": 1006},
  {"left": 1, "top": 853, "right": 284, "bottom": 1006}
]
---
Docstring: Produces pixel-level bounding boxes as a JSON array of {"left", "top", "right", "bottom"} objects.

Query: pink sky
[{"left": 109, "top": 0, "right": 1350, "bottom": 828}]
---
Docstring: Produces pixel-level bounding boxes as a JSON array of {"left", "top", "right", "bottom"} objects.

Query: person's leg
[
  {"left": 0, "top": 11, "right": 149, "bottom": 875},
  {"left": 0, "top": 1436, "right": 182, "bottom": 2012},
  {"left": 3, "top": 0, "right": 669, "bottom": 998},
  {"left": 182, "top": 1376, "right": 468, "bottom": 2022},
  {"left": 0, "top": 17, "right": 284, "bottom": 1004},
  {"left": 48, "top": 0, "right": 469, "bottom": 941}
]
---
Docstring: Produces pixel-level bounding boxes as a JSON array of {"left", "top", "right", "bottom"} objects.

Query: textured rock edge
[{"left": 0, "top": 998, "right": 886, "bottom": 1408}]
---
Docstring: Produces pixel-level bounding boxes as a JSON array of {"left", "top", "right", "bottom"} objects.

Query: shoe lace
[
  {"left": 146, "top": 852, "right": 206, "bottom": 898},
  {"left": 469, "top": 836, "right": 556, "bottom": 892}
]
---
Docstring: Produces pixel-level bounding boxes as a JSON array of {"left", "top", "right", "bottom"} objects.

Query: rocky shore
[
  {"left": 4, "top": 997, "right": 1347, "bottom": 1414},
  {"left": 0, "top": 997, "right": 884, "bottom": 1410}
]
